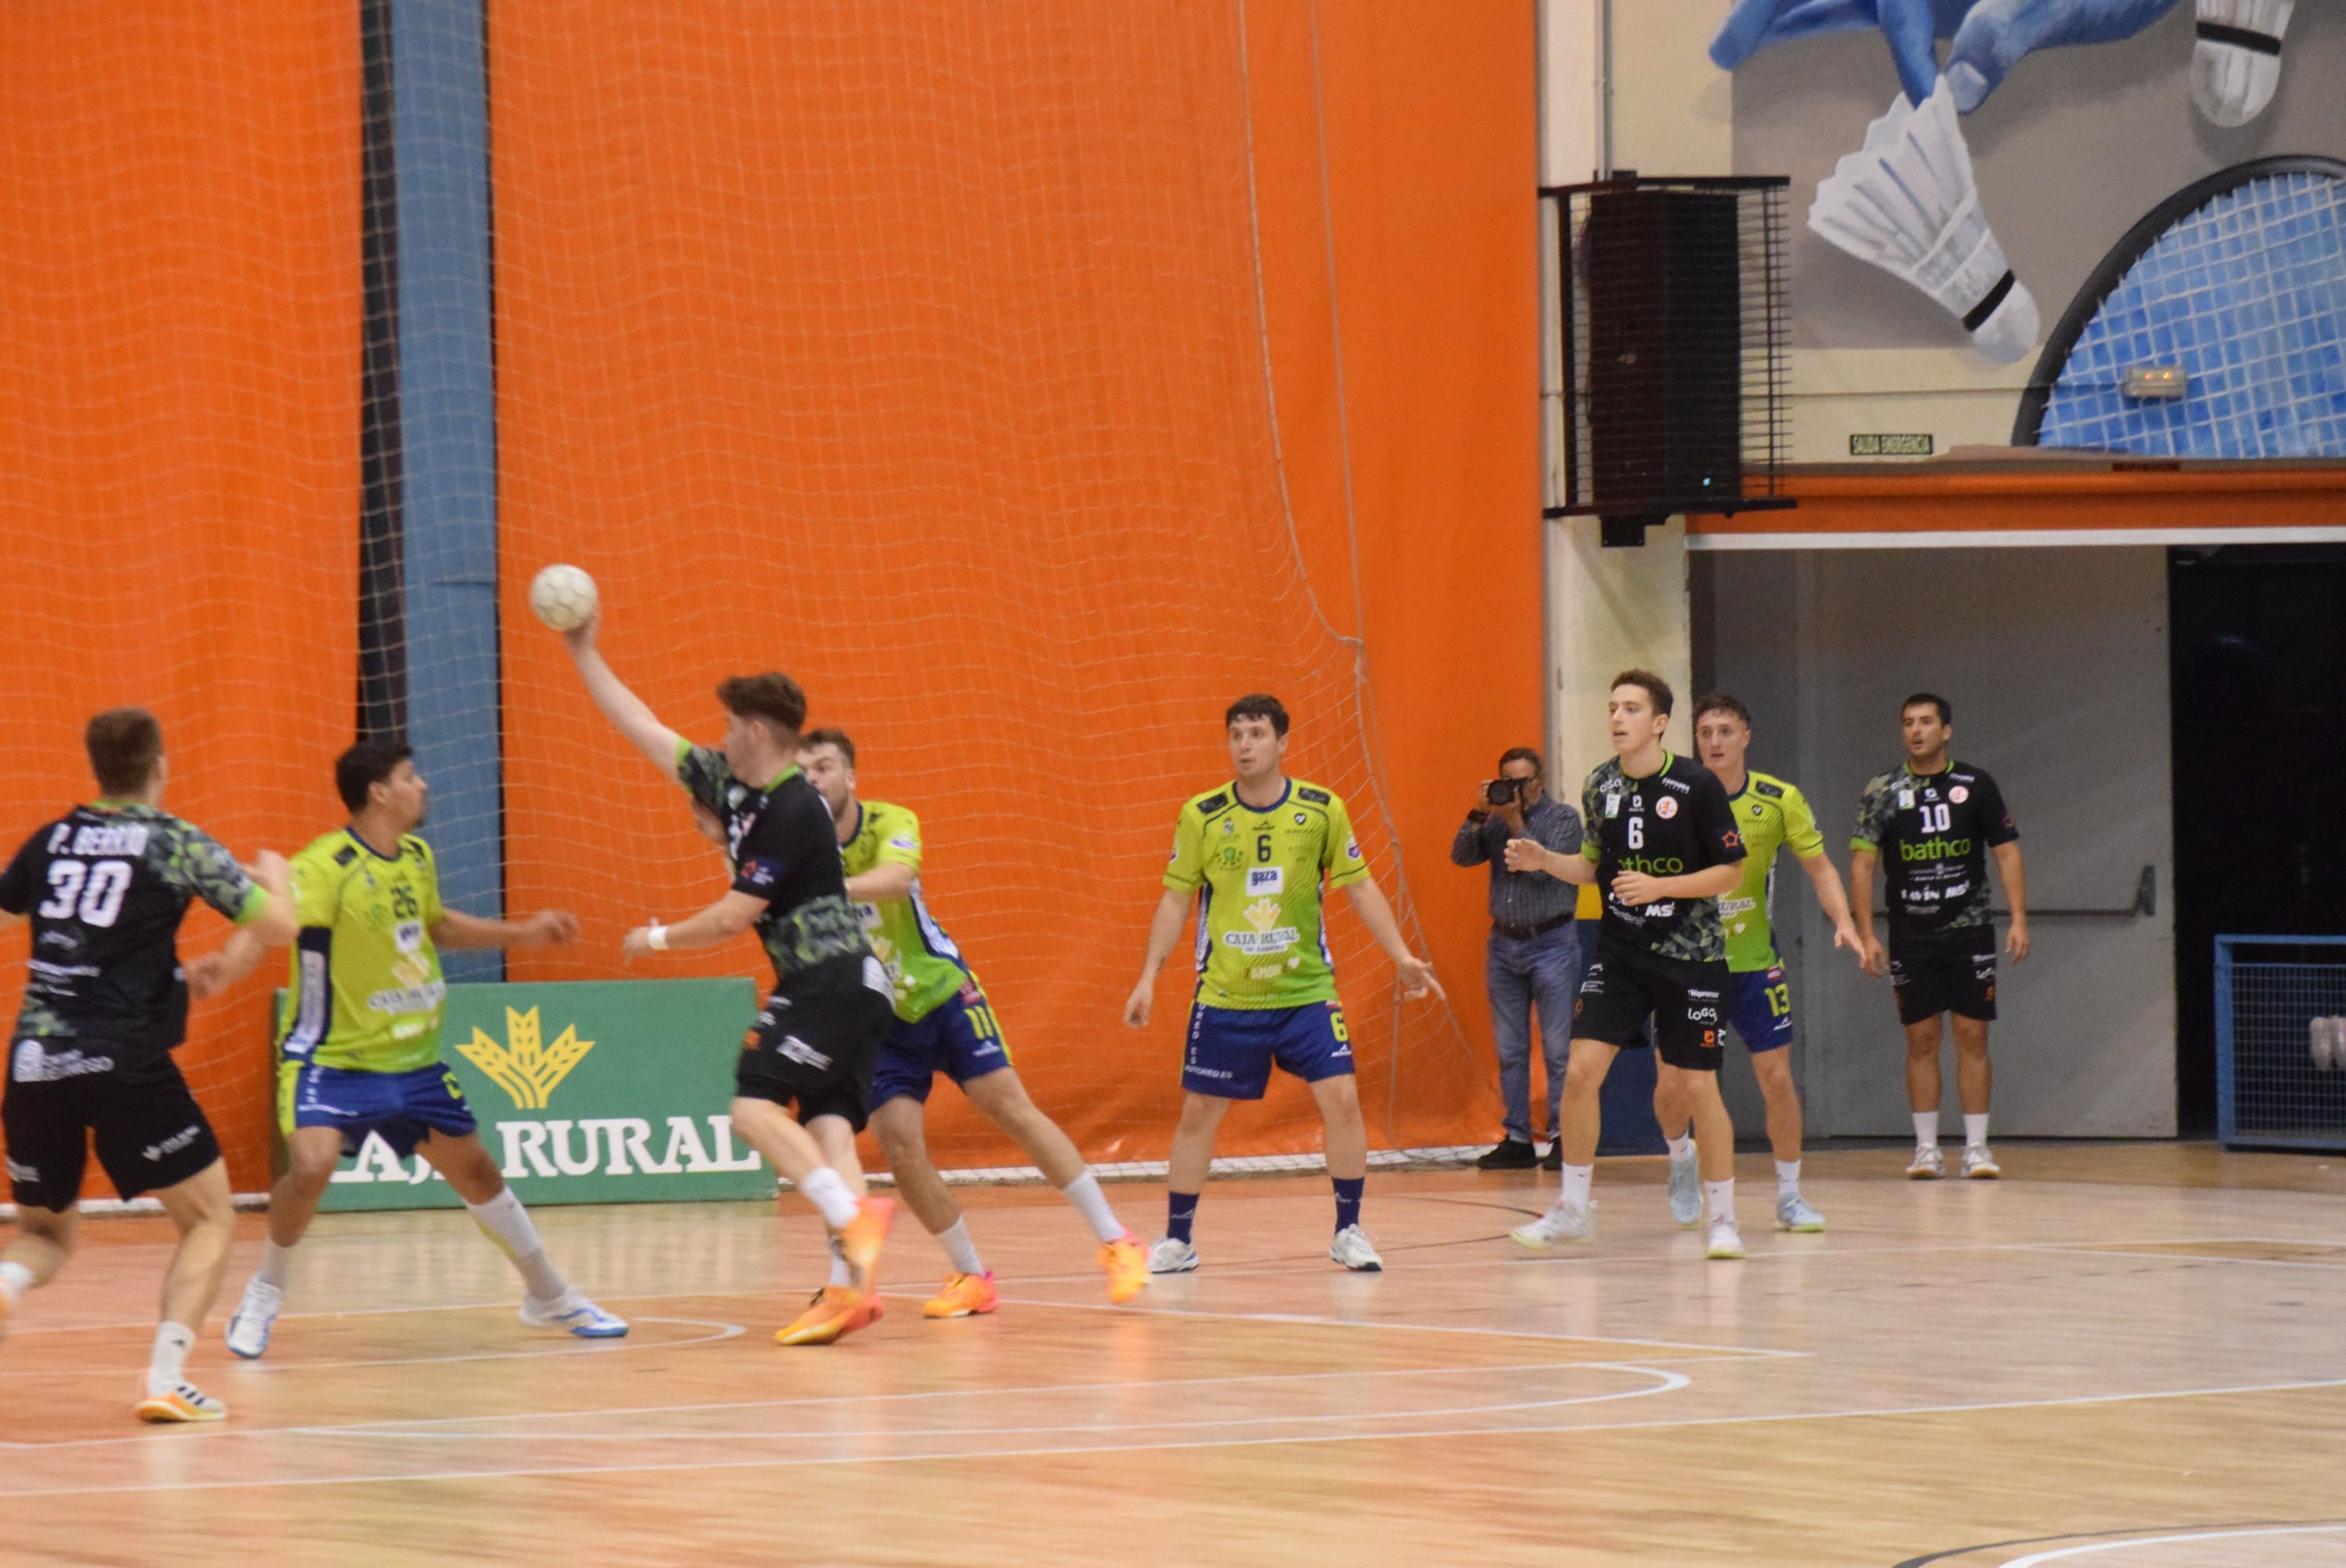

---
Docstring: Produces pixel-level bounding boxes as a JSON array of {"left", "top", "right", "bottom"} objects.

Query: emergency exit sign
[{"left": 1849, "top": 433, "right": 1934, "bottom": 457}]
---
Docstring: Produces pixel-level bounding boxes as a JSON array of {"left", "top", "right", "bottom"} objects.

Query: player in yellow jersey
[
  {"left": 1651, "top": 695, "right": 1863, "bottom": 1234},
  {"left": 1124, "top": 695, "right": 1442, "bottom": 1273},
  {"left": 201, "top": 739, "right": 626, "bottom": 1359},
  {"left": 794, "top": 730, "right": 1146, "bottom": 1317}
]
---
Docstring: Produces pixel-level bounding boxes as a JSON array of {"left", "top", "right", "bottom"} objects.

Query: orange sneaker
[
  {"left": 837, "top": 1196, "right": 896, "bottom": 1290},
  {"left": 134, "top": 1379, "right": 227, "bottom": 1423},
  {"left": 775, "top": 1285, "right": 879, "bottom": 1347},
  {"left": 1100, "top": 1233, "right": 1149, "bottom": 1305},
  {"left": 921, "top": 1271, "right": 998, "bottom": 1319}
]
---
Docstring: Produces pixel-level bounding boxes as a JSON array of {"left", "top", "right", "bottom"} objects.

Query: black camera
[{"left": 1484, "top": 778, "right": 1520, "bottom": 806}]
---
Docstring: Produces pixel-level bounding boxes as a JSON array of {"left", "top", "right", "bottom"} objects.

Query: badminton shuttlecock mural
[
  {"left": 2192, "top": 0, "right": 2294, "bottom": 126},
  {"left": 1807, "top": 75, "right": 2040, "bottom": 364}
]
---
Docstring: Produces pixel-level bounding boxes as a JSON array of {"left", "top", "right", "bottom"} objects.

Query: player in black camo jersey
[
  {"left": 0, "top": 709, "right": 296, "bottom": 1423},
  {"left": 561, "top": 607, "right": 899, "bottom": 1348},
  {"left": 1502, "top": 670, "right": 1754, "bottom": 1260},
  {"left": 1847, "top": 692, "right": 2028, "bottom": 1181}
]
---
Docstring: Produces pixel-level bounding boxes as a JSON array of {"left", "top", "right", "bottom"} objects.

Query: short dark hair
[
  {"left": 1225, "top": 693, "right": 1290, "bottom": 738},
  {"left": 1497, "top": 746, "right": 1543, "bottom": 775},
  {"left": 85, "top": 708, "right": 163, "bottom": 797},
  {"left": 1693, "top": 692, "right": 1752, "bottom": 729},
  {"left": 1610, "top": 669, "right": 1675, "bottom": 717},
  {"left": 1902, "top": 691, "right": 1952, "bottom": 725},
  {"left": 717, "top": 672, "right": 808, "bottom": 737},
  {"left": 336, "top": 736, "right": 415, "bottom": 812},
  {"left": 801, "top": 727, "right": 856, "bottom": 768}
]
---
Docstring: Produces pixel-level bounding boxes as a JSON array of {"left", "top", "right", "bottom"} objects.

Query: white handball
[{"left": 528, "top": 564, "right": 597, "bottom": 631}]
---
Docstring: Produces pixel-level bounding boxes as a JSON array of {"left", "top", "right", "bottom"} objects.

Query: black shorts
[
  {"left": 1573, "top": 939, "right": 1730, "bottom": 1072},
  {"left": 1889, "top": 929, "right": 1999, "bottom": 1024},
  {"left": 735, "top": 956, "right": 894, "bottom": 1131},
  {"left": 3, "top": 1039, "right": 220, "bottom": 1209}
]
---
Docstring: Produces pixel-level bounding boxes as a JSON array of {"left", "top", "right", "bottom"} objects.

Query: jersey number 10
[
  {"left": 38, "top": 858, "right": 133, "bottom": 928},
  {"left": 1919, "top": 804, "right": 1951, "bottom": 833}
]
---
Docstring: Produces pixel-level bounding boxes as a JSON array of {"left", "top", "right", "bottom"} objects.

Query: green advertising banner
[{"left": 319, "top": 978, "right": 778, "bottom": 1211}]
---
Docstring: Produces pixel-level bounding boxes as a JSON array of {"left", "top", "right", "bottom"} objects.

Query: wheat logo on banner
[{"left": 457, "top": 1007, "right": 595, "bottom": 1110}]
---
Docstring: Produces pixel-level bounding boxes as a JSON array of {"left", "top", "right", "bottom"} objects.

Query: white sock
[
  {"left": 1774, "top": 1160, "right": 1801, "bottom": 1198},
  {"left": 149, "top": 1322, "right": 195, "bottom": 1388},
  {"left": 1059, "top": 1171, "right": 1127, "bottom": 1244},
  {"left": 1964, "top": 1112, "right": 1989, "bottom": 1149},
  {"left": 826, "top": 1236, "right": 852, "bottom": 1288},
  {"left": 0, "top": 1260, "right": 33, "bottom": 1307},
  {"left": 1560, "top": 1163, "right": 1595, "bottom": 1210},
  {"left": 1664, "top": 1134, "right": 1695, "bottom": 1163},
  {"left": 466, "top": 1189, "right": 567, "bottom": 1301},
  {"left": 1703, "top": 1178, "right": 1736, "bottom": 1222},
  {"left": 258, "top": 1239, "right": 296, "bottom": 1290},
  {"left": 797, "top": 1166, "right": 861, "bottom": 1230},
  {"left": 935, "top": 1218, "right": 985, "bottom": 1276},
  {"left": 1912, "top": 1111, "right": 1939, "bottom": 1148}
]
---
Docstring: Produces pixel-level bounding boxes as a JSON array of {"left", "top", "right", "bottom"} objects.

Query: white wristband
[{"left": 646, "top": 923, "right": 670, "bottom": 952}]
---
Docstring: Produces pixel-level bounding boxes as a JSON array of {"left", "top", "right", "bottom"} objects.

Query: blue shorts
[
  {"left": 278, "top": 1061, "right": 478, "bottom": 1158},
  {"left": 1726, "top": 967, "right": 1795, "bottom": 1053},
  {"left": 872, "top": 981, "right": 1011, "bottom": 1107},
  {"left": 1182, "top": 1000, "right": 1353, "bottom": 1100}
]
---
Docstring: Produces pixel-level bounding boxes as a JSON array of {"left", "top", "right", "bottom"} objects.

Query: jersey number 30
[{"left": 38, "top": 858, "right": 132, "bottom": 927}]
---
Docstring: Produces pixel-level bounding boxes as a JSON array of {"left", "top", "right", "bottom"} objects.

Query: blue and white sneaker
[
  {"left": 224, "top": 1276, "right": 283, "bottom": 1360},
  {"left": 1147, "top": 1236, "right": 1200, "bottom": 1274},
  {"left": 520, "top": 1289, "right": 628, "bottom": 1338},
  {"left": 1775, "top": 1192, "right": 1826, "bottom": 1232}
]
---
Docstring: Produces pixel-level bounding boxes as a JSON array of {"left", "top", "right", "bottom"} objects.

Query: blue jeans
[{"left": 1485, "top": 920, "right": 1586, "bottom": 1142}]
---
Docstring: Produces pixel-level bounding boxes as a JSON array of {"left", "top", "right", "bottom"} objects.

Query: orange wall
[
  {"left": 0, "top": 5, "right": 361, "bottom": 1191},
  {"left": 492, "top": 2, "right": 1537, "bottom": 1164}
]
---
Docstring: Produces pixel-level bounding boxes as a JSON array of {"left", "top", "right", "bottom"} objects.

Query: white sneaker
[
  {"left": 519, "top": 1289, "right": 628, "bottom": 1338},
  {"left": 1147, "top": 1236, "right": 1199, "bottom": 1274},
  {"left": 1962, "top": 1144, "right": 2002, "bottom": 1179},
  {"left": 1774, "top": 1193, "right": 1825, "bottom": 1232},
  {"left": 1906, "top": 1143, "right": 1945, "bottom": 1180},
  {"left": 224, "top": 1276, "right": 283, "bottom": 1360},
  {"left": 135, "top": 1377, "right": 227, "bottom": 1424},
  {"left": 1328, "top": 1224, "right": 1383, "bottom": 1272},
  {"left": 1509, "top": 1199, "right": 1593, "bottom": 1249},
  {"left": 1666, "top": 1152, "right": 1701, "bottom": 1228},
  {"left": 1704, "top": 1216, "right": 1746, "bottom": 1260}
]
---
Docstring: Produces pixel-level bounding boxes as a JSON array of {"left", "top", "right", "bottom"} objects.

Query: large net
[{"left": 0, "top": 2, "right": 1506, "bottom": 1197}]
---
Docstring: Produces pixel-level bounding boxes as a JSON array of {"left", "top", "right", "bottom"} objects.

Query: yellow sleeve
[
  {"left": 873, "top": 806, "right": 923, "bottom": 873},
  {"left": 1164, "top": 804, "right": 1206, "bottom": 891},
  {"left": 1323, "top": 794, "right": 1370, "bottom": 889},
  {"left": 1781, "top": 783, "right": 1825, "bottom": 859},
  {"left": 287, "top": 846, "right": 340, "bottom": 928},
  {"left": 416, "top": 839, "right": 444, "bottom": 925}
]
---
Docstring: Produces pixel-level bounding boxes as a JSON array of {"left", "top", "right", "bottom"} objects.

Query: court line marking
[
  {"left": 0, "top": 1357, "right": 1726, "bottom": 1451},
  {"left": 328, "top": 1365, "right": 1692, "bottom": 1443},
  {"left": 2001, "top": 1522, "right": 2346, "bottom": 1565},
  {"left": 13, "top": 1229, "right": 2339, "bottom": 1339},
  {"left": 2019, "top": 1243, "right": 2346, "bottom": 1272},
  {"left": 5, "top": 1372, "right": 2346, "bottom": 1500},
  {"left": 0, "top": 1318, "right": 742, "bottom": 1397}
]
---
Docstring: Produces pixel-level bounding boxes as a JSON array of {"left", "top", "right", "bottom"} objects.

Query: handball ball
[{"left": 529, "top": 564, "right": 597, "bottom": 631}]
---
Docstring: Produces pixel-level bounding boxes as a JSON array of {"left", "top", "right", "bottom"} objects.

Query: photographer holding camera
[{"left": 1451, "top": 746, "right": 1586, "bottom": 1171}]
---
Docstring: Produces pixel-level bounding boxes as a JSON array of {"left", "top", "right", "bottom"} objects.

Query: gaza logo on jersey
[
  {"left": 456, "top": 1006, "right": 595, "bottom": 1111},
  {"left": 1247, "top": 866, "right": 1284, "bottom": 895}
]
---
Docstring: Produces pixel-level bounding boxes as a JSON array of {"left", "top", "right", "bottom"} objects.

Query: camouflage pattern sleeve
[
  {"left": 674, "top": 740, "right": 733, "bottom": 816},
  {"left": 1850, "top": 772, "right": 1895, "bottom": 854},
  {"left": 158, "top": 817, "right": 266, "bottom": 925}
]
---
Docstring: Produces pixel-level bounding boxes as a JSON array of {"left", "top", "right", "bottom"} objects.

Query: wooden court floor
[{"left": 5, "top": 1144, "right": 2345, "bottom": 1567}]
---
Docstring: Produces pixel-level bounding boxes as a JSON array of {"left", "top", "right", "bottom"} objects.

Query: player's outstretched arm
[
  {"left": 1124, "top": 887, "right": 1192, "bottom": 1029},
  {"left": 1992, "top": 840, "right": 2030, "bottom": 962},
  {"left": 433, "top": 909, "right": 581, "bottom": 952},
  {"left": 1796, "top": 850, "right": 1864, "bottom": 956},
  {"left": 559, "top": 612, "right": 685, "bottom": 776},
  {"left": 844, "top": 865, "right": 914, "bottom": 903},
  {"left": 1846, "top": 848, "right": 1887, "bottom": 976},
  {"left": 1340, "top": 879, "right": 1444, "bottom": 1001},
  {"left": 623, "top": 890, "right": 766, "bottom": 961},
  {"left": 183, "top": 849, "right": 297, "bottom": 998},
  {"left": 1503, "top": 837, "right": 1596, "bottom": 884}
]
